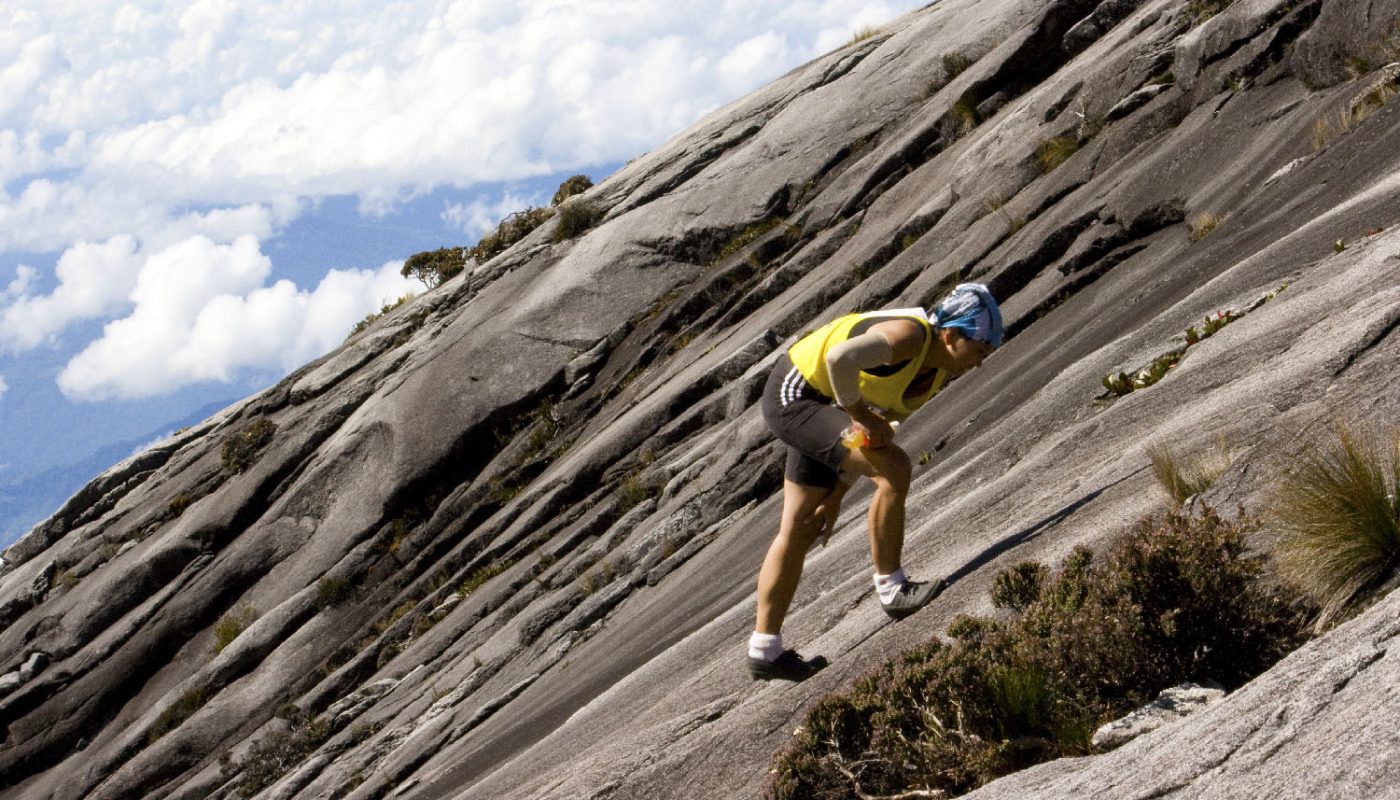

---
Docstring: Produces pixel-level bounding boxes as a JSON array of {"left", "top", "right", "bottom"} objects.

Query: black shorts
[{"left": 761, "top": 354, "right": 851, "bottom": 489}]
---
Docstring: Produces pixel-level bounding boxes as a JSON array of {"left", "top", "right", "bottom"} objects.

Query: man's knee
[{"left": 870, "top": 449, "right": 912, "bottom": 495}]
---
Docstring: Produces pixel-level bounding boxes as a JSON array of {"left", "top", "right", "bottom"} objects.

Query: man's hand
[
  {"left": 846, "top": 403, "right": 895, "bottom": 449},
  {"left": 805, "top": 484, "right": 849, "bottom": 550}
]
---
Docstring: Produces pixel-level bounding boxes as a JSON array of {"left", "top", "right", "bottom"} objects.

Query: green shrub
[
  {"left": 1274, "top": 423, "right": 1400, "bottom": 630},
  {"left": 377, "top": 600, "right": 416, "bottom": 634},
  {"left": 553, "top": 198, "right": 605, "bottom": 242},
  {"left": 316, "top": 576, "right": 354, "bottom": 609},
  {"left": 1186, "top": 0, "right": 1234, "bottom": 24},
  {"left": 551, "top": 174, "right": 594, "bottom": 206},
  {"left": 467, "top": 206, "right": 554, "bottom": 265},
  {"left": 618, "top": 472, "right": 657, "bottom": 511},
  {"left": 147, "top": 686, "right": 210, "bottom": 745},
  {"left": 765, "top": 508, "right": 1306, "bottom": 800},
  {"left": 581, "top": 556, "right": 629, "bottom": 595},
  {"left": 945, "top": 97, "right": 980, "bottom": 138},
  {"left": 401, "top": 247, "right": 467, "bottom": 288},
  {"left": 213, "top": 605, "right": 259, "bottom": 654},
  {"left": 990, "top": 562, "right": 1047, "bottom": 611},
  {"left": 943, "top": 52, "right": 973, "bottom": 80},
  {"left": 221, "top": 418, "right": 277, "bottom": 475}
]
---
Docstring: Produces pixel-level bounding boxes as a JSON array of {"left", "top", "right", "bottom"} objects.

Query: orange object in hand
[{"left": 841, "top": 425, "right": 869, "bottom": 449}]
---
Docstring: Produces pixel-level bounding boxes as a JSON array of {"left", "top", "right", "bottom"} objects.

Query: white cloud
[
  {"left": 442, "top": 190, "right": 546, "bottom": 237},
  {"left": 0, "top": 374, "right": 7, "bottom": 400},
  {"left": 4, "top": 1, "right": 926, "bottom": 245},
  {"left": 56, "top": 234, "right": 416, "bottom": 400},
  {"left": 1, "top": 0, "right": 927, "bottom": 399},
  {"left": 1, "top": 235, "right": 142, "bottom": 352}
]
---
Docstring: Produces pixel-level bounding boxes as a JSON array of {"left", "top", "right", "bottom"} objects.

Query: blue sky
[{"left": 0, "top": 0, "right": 928, "bottom": 544}]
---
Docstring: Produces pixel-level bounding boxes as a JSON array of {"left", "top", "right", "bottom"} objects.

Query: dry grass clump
[
  {"left": 1036, "top": 136, "right": 1080, "bottom": 173},
  {"left": 847, "top": 25, "right": 882, "bottom": 46},
  {"left": 1188, "top": 211, "right": 1222, "bottom": 241},
  {"left": 1148, "top": 440, "right": 1229, "bottom": 506},
  {"left": 765, "top": 508, "right": 1306, "bottom": 800},
  {"left": 1273, "top": 423, "right": 1400, "bottom": 630}
]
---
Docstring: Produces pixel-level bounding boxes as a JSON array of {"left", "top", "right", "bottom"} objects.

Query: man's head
[{"left": 932, "top": 283, "right": 1003, "bottom": 349}]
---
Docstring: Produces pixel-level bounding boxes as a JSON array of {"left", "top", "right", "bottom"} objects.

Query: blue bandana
[{"left": 933, "top": 283, "right": 1003, "bottom": 348}]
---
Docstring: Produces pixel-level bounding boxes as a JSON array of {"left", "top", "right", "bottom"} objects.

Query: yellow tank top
[{"left": 787, "top": 308, "right": 947, "bottom": 416}]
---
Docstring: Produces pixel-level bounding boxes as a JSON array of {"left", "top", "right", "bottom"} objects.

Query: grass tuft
[
  {"left": 1188, "top": 212, "right": 1222, "bottom": 241},
  {"left": 1273, "top": 422, "right": 1400, "bottom": 630},
  {"left": 1036, "top": 136, "right": 1080, "bottom": 173},
  {"left": 1148, "top": 440, "right": 1229, "bottom": 506},
  {"left": 213, "top": 605, "right": 259, "bottom": 654},
  {"left": 458, "top": 560, "right": 516, "bottom": 598},
  {"left": 847, "top": 25, "right": 882, "bottom": 46}
]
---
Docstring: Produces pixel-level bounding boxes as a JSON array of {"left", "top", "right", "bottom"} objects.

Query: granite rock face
[
  {"left": 1090, "top": 681, "right": 1226, "bottom": 749},
  {"left": 3, "top": 0, "right": 1400, "bottom": 798}
]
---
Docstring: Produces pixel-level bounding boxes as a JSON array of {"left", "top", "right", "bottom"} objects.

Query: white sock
[
  {"left": 749, "top": 631, "right": 784, "bottom": 662},
  {"left": 874, "top": 568, "right": 907, "bottom": 604}
]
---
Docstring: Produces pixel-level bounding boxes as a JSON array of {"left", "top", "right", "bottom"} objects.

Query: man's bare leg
[
  {"left": 841, "top": 444, "right": 942, "bottom": 617},
  {"left": 841, "top": 445, "right": 912, "bottom": 574},
  {"left": 755, "top": 479, "right": 836, "bottom": 635}
]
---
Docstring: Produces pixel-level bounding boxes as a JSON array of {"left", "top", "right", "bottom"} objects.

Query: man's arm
[{"left": 824, "top": 319, "right": 925, "bottom": 447}]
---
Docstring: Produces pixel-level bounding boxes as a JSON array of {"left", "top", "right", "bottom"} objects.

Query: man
[{"left": 749, "top": 283, "right": 1003, "bottom": 680}]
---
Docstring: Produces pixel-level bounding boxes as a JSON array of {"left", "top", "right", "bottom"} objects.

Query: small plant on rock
[
  {"left": 349, "top": 293, "right": 416, "bottom": 339},
  {"left": 458, "top": 560, "right": 515, "bottom": 598},
  {"left": 553, "top": 198, "right": 605, "bottom": 242},
  {"left": 1036, "top": 136, "right": 1080, "bottom": 173},
  {"left": 1274, "top": 422, "right": 1400, "bottom": 630},
  {"left": 316, "top": 576, "right": 354, "bottom": 609},
  {"left": 467, "top": 206, "right": 555, "bottom": 265},
  {"left": 213, "top": 605, "right": 260, "bottom": 654},
  {"left": 400, "top": 247, "right": 466, "bottom": 288},
  {"left": 1189, "top": 211, "right": 1222, "bottom": 241},
  {"left": 168, "top": 494, "right": 191, "bottom": 517},
  {"left": 943, "top": 52, "right": 974, "bottom": 80},
  {"left": 222, "top": 418, "right": 278, "bottom": 475},
  {"left": 551, "top": 174, "right": 594, "bottom": 206},
  {"left": 1148, "top": 440, "right": 1228, "bottom": 506},
  {"left": 847, "top": 25, "right": 882, "bottom": 45}
]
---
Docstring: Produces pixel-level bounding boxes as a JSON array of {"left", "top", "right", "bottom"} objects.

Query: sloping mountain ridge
[{"left": 3, "top": 0, "right": 1400, "bottom": 798}]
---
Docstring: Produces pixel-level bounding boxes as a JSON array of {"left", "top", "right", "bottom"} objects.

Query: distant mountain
[{"left": 0, "top": 401, "right": 231, "bottom": 548}]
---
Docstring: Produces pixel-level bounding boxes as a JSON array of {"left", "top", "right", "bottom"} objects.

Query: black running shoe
[
  {"left": 881, "top": 578, "right": 947, "bottom": 620},
  {"left": 748, "top": 649, "right": 829, "bottom": 681}
]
